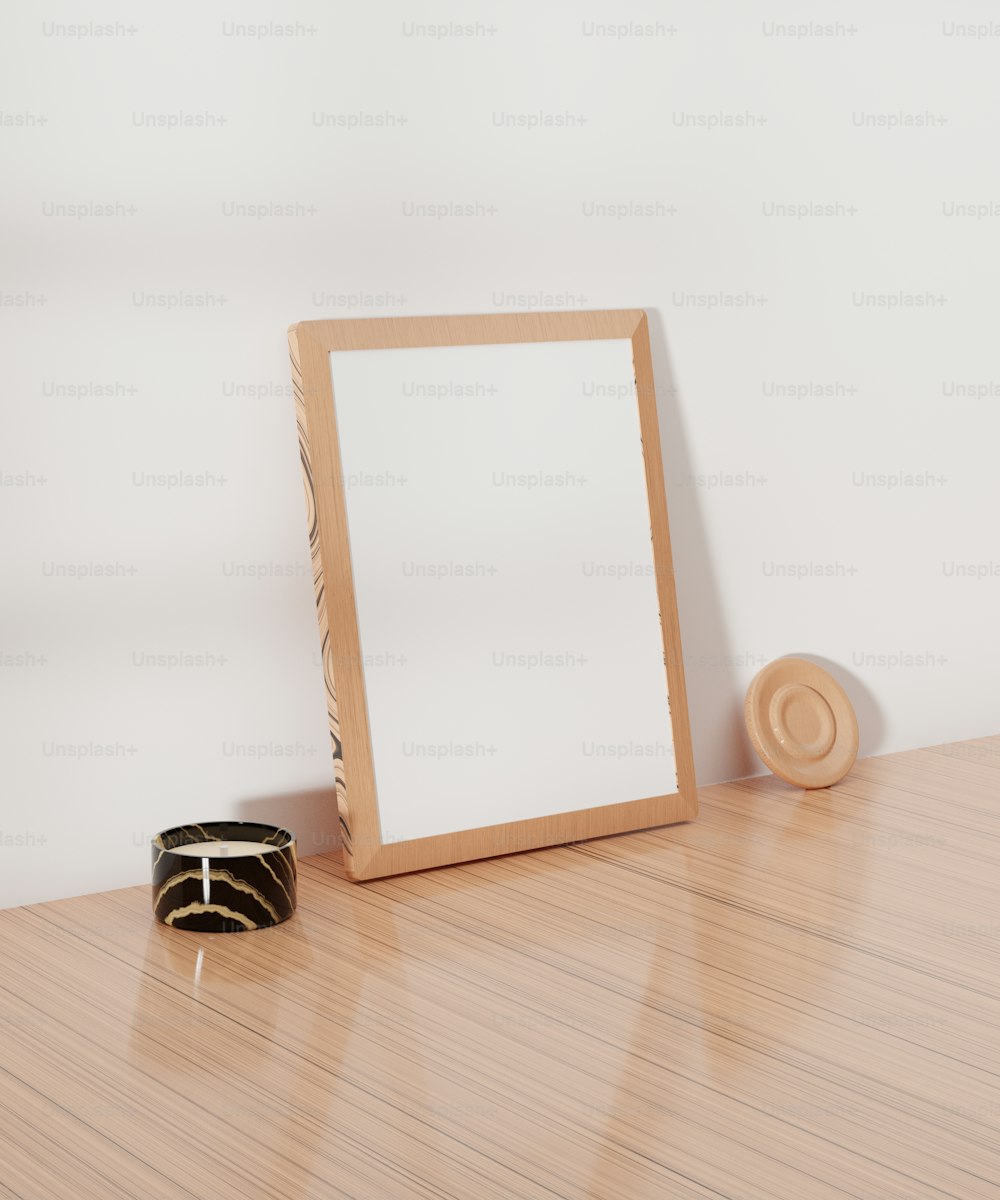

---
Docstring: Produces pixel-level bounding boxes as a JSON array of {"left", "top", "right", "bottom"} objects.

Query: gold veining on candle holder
[{"left": 152, "top": 823, "right": 297, "bottom": 932}]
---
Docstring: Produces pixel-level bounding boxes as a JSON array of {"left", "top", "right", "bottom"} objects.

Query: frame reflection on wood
[{"left": 288, "top": 310, "right": 695, "bottom": 880}]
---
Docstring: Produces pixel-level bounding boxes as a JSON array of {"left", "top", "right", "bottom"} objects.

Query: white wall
[{"left": 2, "top": 0, "right": 998, "bottom": 908}]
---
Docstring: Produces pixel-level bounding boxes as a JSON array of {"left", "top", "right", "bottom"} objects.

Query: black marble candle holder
[{"left": 152, "top": 821, "right": 297, "bottom": 932}]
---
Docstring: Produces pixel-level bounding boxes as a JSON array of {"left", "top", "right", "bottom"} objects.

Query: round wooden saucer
[{"left": 744, "top": 657, "right": 858, "bottom": 789}]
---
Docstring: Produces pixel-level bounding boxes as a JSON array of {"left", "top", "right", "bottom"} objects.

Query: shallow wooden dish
[{"left": 745, "top": 657, "right": 859, "bottom": 788}]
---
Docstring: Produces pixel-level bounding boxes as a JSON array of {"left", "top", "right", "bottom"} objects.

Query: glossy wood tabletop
[{"left": 1, "top": 737, "right": 999, "bottom": 1199}]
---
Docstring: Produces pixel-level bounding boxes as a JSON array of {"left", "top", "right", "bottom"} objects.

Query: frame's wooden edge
[
  {"left": 629, "top": 313, "right": 698, "bottom": 817},
  {"left": 295, "top": 327, "right": 386, "bottom": 881},
  {"left": 288, "top": 325, "right": 360, "bottom": 878},
  {"left": 354, "top": 790, "right": 692, "bottom": 880},
  {"left": 290, "top": 309, "right": 646, "bottom": 352},
  {"left": 288, "top": 308, "right": 697, "bottom": 882}
]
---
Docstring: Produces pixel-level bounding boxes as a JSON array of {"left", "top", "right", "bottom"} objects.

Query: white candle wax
[{"left": 169, "top": 840, "right": 279, "bottom": 857}]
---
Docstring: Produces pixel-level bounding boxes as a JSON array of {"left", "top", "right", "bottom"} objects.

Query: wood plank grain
[{"left": 0, "top": 737, "right": 998, "bottom": 1198}]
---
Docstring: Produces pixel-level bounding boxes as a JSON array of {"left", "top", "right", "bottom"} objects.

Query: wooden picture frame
[{"left": 288, "top": 310, "right": 696, "bottom": 880}]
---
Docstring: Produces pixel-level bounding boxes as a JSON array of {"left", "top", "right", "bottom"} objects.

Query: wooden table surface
[{"left": 1, "top": 737, "right": 999, "bottom": 1199}]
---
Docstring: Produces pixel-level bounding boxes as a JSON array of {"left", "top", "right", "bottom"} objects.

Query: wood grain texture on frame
[{"left": 287, "top": 310, "right": 696, "bottom": 880}]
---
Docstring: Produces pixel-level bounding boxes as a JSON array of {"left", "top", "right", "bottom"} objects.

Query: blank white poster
[{"left": 329, "top": 338, "right": 676, "bottom": 843}]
